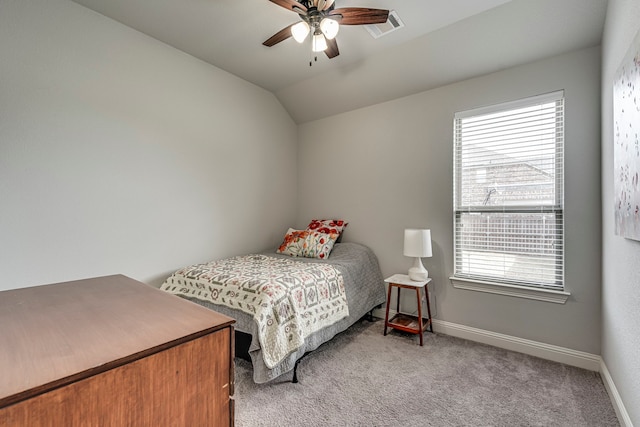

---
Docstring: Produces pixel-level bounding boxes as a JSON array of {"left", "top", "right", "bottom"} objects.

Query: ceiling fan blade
[
  {"left": 317, "top": 0, "right": 325, "bottom": 11},
  {"left": 325, "top": 38, "right": 339, "bottom": 59},
  {"left": 268, "top": 0, "right": 307, "bottom": 14},
  {"left": 292, "top": 6, "right": 307, "bottom": 15},
  {"left": 263, "top": 24, "right": 294, "bottom": 47},
  {"left": 320, "top": 0, "right": 335, "bottom": 11},
  {"left": 329, "top": 8, "right": 389, "bottom": 25}
]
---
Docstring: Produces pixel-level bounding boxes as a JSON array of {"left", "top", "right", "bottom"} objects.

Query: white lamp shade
[
  {"left": 320, "top": 18, "right": 339, "bottom": 39},
  {"left": 312, "top": 32, "right": 328, "bottom": 52},
  {"left": 291, "top": 21, "right": 310, "bottom": 43},
  {"left": 404, "top": 229, "right": 432, "bottom": 281},
  {"left": 403, "top": 229, "right": 433, "bottom": 258}
]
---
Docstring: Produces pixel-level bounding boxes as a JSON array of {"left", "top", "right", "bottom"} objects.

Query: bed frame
[{"left": 234, "top": 307, "right": 379, "bottom": 383}]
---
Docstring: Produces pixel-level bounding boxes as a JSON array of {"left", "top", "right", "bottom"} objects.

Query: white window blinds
[{"left": 453, "top": 91, "right": 564, "bottom": 290}]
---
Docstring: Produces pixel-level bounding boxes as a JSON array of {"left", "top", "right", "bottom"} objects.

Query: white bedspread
[{"left": 160, "top": 254, "right": 348, "bottom": 369}]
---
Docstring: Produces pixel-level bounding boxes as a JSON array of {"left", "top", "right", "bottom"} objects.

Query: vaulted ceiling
[{"left": 71, "top": 0, "right": 608, "bottom": 123}]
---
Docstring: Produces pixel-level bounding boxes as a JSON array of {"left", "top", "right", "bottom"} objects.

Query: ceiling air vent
[{"left": 364, "top": 10, "right": 404, "bottom": 39}]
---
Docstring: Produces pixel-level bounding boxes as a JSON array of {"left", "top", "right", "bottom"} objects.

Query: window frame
[{"left": 450, "top": 91, "right": 570, "bottom": 304}]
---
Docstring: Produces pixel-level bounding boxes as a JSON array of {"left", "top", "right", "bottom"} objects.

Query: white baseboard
[
  {"left": 430, "top": 318, "right": 601, "bottom": 371},
  {"left": 373, "top": 309, "right": 632, "bottom": 426},
  {"left": 600, "top": 360, "right": 634, "bottom": 427},
  {"left": 373, "top": 308, "right": 600, "bottom": 370}
]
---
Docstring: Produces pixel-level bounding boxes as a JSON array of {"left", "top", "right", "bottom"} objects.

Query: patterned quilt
[{"left": 160, "top": 254, "right": 348, "bottom": 369}]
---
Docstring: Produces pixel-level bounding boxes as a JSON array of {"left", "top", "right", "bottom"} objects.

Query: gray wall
[
  {"left": 298, "top": 46, "right": 602, "bottom": 355},
  {"left": 2, "top": 0, "right": 635, "bottom": 420},
  {"left": 601, "top": 0, "right": 640, "bottom": 423},
  {"left": 0, "top": 0, "right": 298, "bottom": 290}
]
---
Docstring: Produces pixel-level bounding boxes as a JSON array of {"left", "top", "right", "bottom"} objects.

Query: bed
[{"left": 160, "top": 241, "right": 386, "bottom": 383}]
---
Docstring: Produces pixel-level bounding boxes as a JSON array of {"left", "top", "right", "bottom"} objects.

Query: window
[{"left": 452, "top": 91, "right": 565, "bottom": 293}]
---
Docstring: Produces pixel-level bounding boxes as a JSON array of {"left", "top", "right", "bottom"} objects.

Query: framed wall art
[{"left": 614, "top": 29, "right": 640, "bottom": 240}]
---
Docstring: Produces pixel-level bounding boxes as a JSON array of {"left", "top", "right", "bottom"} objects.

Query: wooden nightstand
[{"left": 383, "top": 273, "right": 433, "bottom": 346}]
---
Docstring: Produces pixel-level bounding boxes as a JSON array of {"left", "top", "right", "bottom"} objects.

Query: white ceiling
[{"left": 71, "top": 0, "right": 608, "bottom": 123}]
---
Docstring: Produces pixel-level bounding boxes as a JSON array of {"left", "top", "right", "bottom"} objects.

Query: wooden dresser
[{"left": 0, "top": 274, "right": 235, "bottom": 426}]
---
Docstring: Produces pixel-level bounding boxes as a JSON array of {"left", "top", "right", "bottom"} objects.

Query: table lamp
[{"left": 404, "top": 229, "right": 432, "bottom": 281}]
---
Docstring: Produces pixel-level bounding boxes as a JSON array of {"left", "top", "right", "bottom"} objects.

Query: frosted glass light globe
[
  {"left": 312, "top": 33, "right": 327, "bottom": 52},
  {"left": 320, "top": 18, "right": 339, "bottom": 40},
  {"left": 291, "top": 21, "right": 310, "bottom": 43}
]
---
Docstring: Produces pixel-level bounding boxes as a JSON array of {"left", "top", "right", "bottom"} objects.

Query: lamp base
[{"left": 408, "top": 257, "right": 429, "bottom": 281}]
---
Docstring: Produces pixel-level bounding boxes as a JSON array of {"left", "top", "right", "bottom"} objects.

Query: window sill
[{"left": 449, "top": 276, "right": 570, "bottom": 304}]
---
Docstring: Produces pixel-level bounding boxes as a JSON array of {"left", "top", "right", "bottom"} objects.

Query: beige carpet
[{"left": 234, "top": 318, "right": 619, "bottom": 426}]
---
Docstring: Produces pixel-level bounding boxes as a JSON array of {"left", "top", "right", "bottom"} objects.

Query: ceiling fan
[{"left": 263, "top": 0, "right": 389, "bottom": 60}]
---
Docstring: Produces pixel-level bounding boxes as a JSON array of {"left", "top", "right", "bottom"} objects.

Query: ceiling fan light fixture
[
  {"left": 291, "top": 21, "right": 310, "bottom": 43},
  {"left": 312, "top": 32, "right": 328, "bottom": 52},
  {"left": 320, "top": 18, "right": 339, "bottom": 40},
  {"left": 264, "top": 1, "right": 390, "bottom": 61}
]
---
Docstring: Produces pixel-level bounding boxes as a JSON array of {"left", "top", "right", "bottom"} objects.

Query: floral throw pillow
[
  {"left": 301, "top": 231, "right": 337, "bottom": 259},
  {"left": 276, "top": 228, "right": 308, "bottom": 257},
  {"left": 306, "top": 219, "right": 348, "bottom": 239},
  {"left": 307, "top": 219, "right": 348, "bottom": 235},
  {"left": 276, "top": 228, "right": 338, "bottom": 259}
]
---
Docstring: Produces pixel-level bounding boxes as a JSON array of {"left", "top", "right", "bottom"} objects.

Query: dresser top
[{"left": 0, "top": 274, "right": 234, "bottom": 406}]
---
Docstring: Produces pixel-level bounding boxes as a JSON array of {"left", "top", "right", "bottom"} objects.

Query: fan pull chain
[
  {"left": 309, "top": 37, "right": 316, "bottom": 67},
  {"left": 308, "top": 35, "right": 319, "bottom": 67}
]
